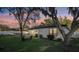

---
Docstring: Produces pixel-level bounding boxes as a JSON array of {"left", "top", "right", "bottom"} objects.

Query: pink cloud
[
  {"left": 35, "top": 19, "right": 45, "bottom": 25},
  {"left": 0, "top": 14, "right": 19, "bottom": 28},
  {"left": 0, "top": 13, "right": 74, "bottom": 28}
]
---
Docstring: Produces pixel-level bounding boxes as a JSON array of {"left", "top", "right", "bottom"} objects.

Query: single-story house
[
  {"left": 27, "top": 24, "right": 79, "bottom": 41},
  {"left": 28, "top": 24, "right": 62, "bottom": 40}
]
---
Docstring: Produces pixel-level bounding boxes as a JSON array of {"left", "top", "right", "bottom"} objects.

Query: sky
[
  {"left": 0, "top": 7, "right": 73, "bottom": 28},
  {"left": 57, "top": 7, "right": 69, "bottom": 16}
]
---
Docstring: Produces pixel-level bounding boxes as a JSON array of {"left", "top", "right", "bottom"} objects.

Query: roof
[{"left": 29, "top": 24, "right": 57, "bottom": 30}]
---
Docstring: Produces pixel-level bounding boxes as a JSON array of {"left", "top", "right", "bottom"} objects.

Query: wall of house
[
  {"left": 38, "top": 28, "right": 58, "bottom": 38},
  {"left": 28, "top": 30, "right": 38, "bottom": 36},
  {"left": 28, "top": 28, "right": 59, "bottom": 39},
  {"left": 38, "top": 28, "right": 49, "bottom": 38}
]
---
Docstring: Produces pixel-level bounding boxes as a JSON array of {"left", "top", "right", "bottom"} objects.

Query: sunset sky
[{"left": 0, "top": 7, "right": 73, "bottom": 28}]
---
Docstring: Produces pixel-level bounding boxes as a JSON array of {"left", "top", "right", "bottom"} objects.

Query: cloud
[
  {"left": 0, "top": 13, "right": 73, "bottom": 28},
  {"left": 0, "top": 14, "right": 19, "bottom": 28}
]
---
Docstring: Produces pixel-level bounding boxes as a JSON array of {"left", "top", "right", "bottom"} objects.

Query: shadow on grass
[{"left": 1, "top": 35, "right": 79, "bottom": 52}]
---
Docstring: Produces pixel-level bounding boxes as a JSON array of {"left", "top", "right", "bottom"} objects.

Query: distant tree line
[
  {"left": 0, "top": 24, "right": 20, "bottom": 31},
  {"left": 0, "top": 24, "right": 10, "bottom": 31}
]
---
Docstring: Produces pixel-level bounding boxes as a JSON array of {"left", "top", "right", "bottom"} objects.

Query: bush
[
  {"left": 35, "top": 34, "right": 38, "bottom": 37},
  {"left": 47, "top": 35, "right": 54, "bottom": 40},
  {"left": 39, "top": 34, "right": 43, "bottom": 38}
]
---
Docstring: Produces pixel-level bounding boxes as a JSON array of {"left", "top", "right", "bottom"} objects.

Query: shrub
[{"left": 47, "top": 35, "right": 54, "bottom": 40}]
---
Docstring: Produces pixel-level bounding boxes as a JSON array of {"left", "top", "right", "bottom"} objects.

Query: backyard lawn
[{"left": 0, "top": 35, "right": 79, "bottom": 52}]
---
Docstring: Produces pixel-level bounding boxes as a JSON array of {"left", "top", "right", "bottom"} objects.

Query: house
[
  {"left": 28, "top": 24, "right": 73, "bottom": 41},
  {"left": 28, "top": 24, "right": 61, "bottom": 40}
]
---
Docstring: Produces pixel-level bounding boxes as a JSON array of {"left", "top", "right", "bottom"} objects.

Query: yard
[{"left": 0, "top": 35, "right": 79, "bottom": 52}]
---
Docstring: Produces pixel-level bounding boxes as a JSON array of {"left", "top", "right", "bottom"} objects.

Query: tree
[
  {"left": 59, "top": 16, "right": 67, "bottom": 26},
  {"left": 65, "top": 7, "right": 79, "bottom": 45},
  {"left": 0, "top": 24, "right": 10, "bottom": 31},
  {"left": 33, "top": 7, "right": 79, "bottom": 50},
  {"left": 1, "top": 7, "right": 40, "bottom": 41},
  {"left": 44, "top": 19, "right": 54, "bottom": 25},
  {"left": 64, "top": 17, "right": 72, "bottom": 29},
  {"left": 36, "top": 7, "right": 66, "bottom": 41},
  {"left": 59, "top": 16, "right": 72, "bottom": 29}
]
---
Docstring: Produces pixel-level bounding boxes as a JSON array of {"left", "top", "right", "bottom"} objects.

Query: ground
[{"left": 0, "top": 35, "right": 79, "bottom": 52}]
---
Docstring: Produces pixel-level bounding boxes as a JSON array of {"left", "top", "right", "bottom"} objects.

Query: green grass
[
  {"left": 1, "top": 35, "right": 79, "bottom": 52},
  {"left": 0, "top": 35, "right": 63, "bottom": 52},
  {"left": 0, "top": 35, "right": 45, "bottom": 52}
]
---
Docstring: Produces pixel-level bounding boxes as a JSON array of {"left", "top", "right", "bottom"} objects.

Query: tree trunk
[
  {"left": 63, "top": 34, "right": 74, "bottom": 51},
  {"left": 64, "top": 31, "right": 73, "bottom": 45},
  {"left": 20, "top": 24, "right": 25, "bottom": 41},
  {"left": 63, "top": 26, "right": 78, "bottom": 51},
  {"left": 63, "top": 34, "right": 72, "bottom": 51}
]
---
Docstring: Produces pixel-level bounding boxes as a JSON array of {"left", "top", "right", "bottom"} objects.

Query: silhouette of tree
[
  {"left": 32, "top": 7, "right": 79, "bottom": 50},
  {"left": 0, "top": 24, "right": 10, "bottom": 31},
  {"left": 1, "top": 7, "right": 40, "bottom": 41},
  {"left": 64, "top": 7, "right": 79, "bottom": 46}
]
